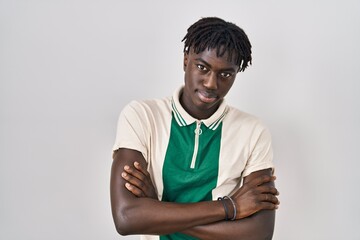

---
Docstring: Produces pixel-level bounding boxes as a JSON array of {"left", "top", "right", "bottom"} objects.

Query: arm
[
  {"left": 183, "top": 212, "right": 275, "bottom": 240},
  {"left": 111, "top": 148, "right": 278, "bottom": 236},
  {"left": 111, "top": 148, "right": 231, "bottom": 235},
  {"left": 182, "top": 169, "right": 277, "bottom": 240},
  {"left": 122, "top": 162, "right": 279, "bottom": 239}
]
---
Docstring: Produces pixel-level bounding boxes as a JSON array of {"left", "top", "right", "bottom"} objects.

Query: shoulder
[
  {"left": 223, "top": 105, "right": 272, "bottom": 143},
  {"left": 120, "top": 96, "right": 172, "bottom": 121},
  {"left": 225, "top": 106, "right": 266, "bottom": 129}
]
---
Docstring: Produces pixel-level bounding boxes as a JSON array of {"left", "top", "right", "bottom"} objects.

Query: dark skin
[
  {"left": 110, "top": 48, "right": 280, "bottom": 239},
  {"left": 121, "top": 161, "right": 279, "bottom": 239},
  {"left": 181, "top": 48, "right": 238, "bottom": 119}
]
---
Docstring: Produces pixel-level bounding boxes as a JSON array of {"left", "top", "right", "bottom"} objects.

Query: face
[{"left": 181, "top": 48, "right": 239, "bottom": 119}]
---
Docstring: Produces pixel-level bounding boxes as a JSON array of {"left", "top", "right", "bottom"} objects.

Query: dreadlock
[{"left": 182, "top": 17, "right": 252, "bottom": 72}]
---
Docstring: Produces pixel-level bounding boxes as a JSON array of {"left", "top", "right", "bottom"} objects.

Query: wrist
[
  {"left": 217, "top": 197, "right": 229, "bottom": 220},
  {"left": 223, "top": 196, "right": 236, "bottom": 220},
  {"left": 217, "top": 196, "right": 237, "bottom": 221}
]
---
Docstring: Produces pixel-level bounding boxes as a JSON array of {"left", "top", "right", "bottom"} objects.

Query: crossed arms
[{"left": 110, "top": 148, "right": 280, "bottom": 239}]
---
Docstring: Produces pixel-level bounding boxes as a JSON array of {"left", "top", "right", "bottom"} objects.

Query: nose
[{"left": 203, "top": 72, "right": 217, "bottom": 90}]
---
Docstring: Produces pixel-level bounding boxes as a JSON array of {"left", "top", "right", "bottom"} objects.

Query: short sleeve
[
  {"left": 112, "top": 101, "right": 150, "bottom": 160},
  {"left": 242, "top": 126, "right": 274, "bottom": 177}
]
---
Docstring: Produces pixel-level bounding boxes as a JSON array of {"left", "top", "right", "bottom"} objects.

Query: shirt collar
[{"left": 171, "top": 86, "right": 228, "bottom": 130}]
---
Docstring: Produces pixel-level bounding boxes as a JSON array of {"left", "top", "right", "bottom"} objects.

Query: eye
[
  {"left": 220, "top": 72, "right": 232, "bottom": 78},
  {"left": 197, "top": 64, "right": 208, "bottom": 71}
]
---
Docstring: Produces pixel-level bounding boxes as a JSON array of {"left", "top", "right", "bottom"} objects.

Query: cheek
[
  {"left": 185, "top": 71, "right": 199, "bottom": 84},
  {"left": 221, "top": 81, "right": 234, "bottom": 97},
  {"left": 220, "top": 80, "right": 235, "bottom": 94},
  {"left": 228, "top": 80, "right": 235, "bottom": 89}
]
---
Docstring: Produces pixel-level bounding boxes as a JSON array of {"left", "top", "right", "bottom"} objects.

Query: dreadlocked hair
[{"left": 182, "top": 17, "right": 252, "bottom": 72}]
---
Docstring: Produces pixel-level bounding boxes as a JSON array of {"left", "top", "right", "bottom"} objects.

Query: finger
[
  {"left": 124, "top": 165, "right": 147, "bottom": 182},
  {"left": 131, "top": 163, "right": 153, "bottom": 187},
  {"left": 261, "top": 194, "right": 280, "bottom": 204},
  {"left": 258, "top": 201, "right": 279, "bottom": 211},
  {"left": 125, "top": 182, "right": 144, "bottom": 197},
  {"left": 134, "top": 161, "right": 151, "bottom": 177},
  {"left": 122, "top": 171, "right": 146, "bottom": 191},
  {"left": 257, "top": 185, "right": 279, "bottom": 195},
  {"left": 248, "top": 175, "right": 276, "bottom": 188}
]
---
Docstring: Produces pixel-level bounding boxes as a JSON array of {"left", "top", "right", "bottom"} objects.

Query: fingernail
[
  {"left": 121, "top": 172, "right": 127, "bottom": 177},
  {"left": 125, "top": 183, "right": 131, "bottom": 188},
  {"left": 134, "top": 162, "right": 139, "bottom": 166},
  {"left": 124, "top": 165, "right": 129, "bottom": 170}
]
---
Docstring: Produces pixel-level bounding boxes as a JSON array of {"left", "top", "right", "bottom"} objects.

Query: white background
[{"left": 1, "top": 0, "right": 359, "bottom": 239}]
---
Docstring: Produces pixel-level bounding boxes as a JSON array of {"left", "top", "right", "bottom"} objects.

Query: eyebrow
[{"left": 195, "top": 57, "right": 237, "bottom": 72}]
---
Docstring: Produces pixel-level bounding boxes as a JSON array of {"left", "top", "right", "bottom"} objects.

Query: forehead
[{"left": 189, "top": 48, "right": 239, "bottom": 71}]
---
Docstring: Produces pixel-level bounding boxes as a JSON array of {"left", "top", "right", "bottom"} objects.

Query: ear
[{"left": 183, "top": 52, "right": 189, "bottom": 71}]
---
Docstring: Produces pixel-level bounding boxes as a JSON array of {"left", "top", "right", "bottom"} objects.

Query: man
[{"left": 111, "top": 17, "right": 280, "bottom": 240}]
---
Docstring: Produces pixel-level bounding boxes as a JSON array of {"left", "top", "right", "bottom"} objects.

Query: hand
[
  {"left": 122, "top": 161, "right": 158, "bottom": 199},
  {"left": 231, "top": 174, "right": 279, "bottom": 219}
]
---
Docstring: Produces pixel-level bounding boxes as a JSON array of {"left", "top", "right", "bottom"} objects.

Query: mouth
[{"left": 197, "top": 90, "right": 218, "bottom": 103}]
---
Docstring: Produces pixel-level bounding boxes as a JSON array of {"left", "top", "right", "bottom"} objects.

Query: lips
[{"left": 197, "top": 90, "right": 218, "bottom": 103}]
